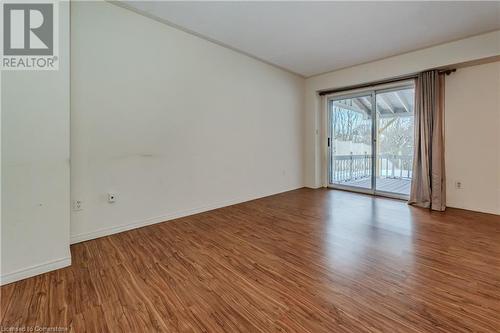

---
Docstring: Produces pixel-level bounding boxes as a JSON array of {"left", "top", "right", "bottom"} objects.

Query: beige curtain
[{"left": 409, "top": 70, "right": 446, "bottom": 211}]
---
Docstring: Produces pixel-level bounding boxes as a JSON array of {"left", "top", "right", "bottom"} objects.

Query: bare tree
[
  {"left": 333, "top": 106, "right": 413, "bottom": 157},
  {"left": 332, "top": 107, "right": 371, "bottom": 144}
]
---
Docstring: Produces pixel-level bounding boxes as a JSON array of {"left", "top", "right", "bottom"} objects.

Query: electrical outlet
[
  {"left": 455, "top": 181, "right": 463, "bottom": 189},
  {"left": 73, "top": 200, "right": 83, "bottom": 211},
  {"left": 108, "top": 193, "right": 117, "bottom": 203}
]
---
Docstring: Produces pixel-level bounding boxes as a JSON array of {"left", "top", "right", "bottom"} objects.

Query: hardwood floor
[{"left": 1, "top": 188, "right": 500, "bottom": 332}]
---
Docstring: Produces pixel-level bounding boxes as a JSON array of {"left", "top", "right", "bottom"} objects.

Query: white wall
[
  {"left": 445, "top": 61, "right": 500, "bottom": 215},
  {"left": 1, "top": 2, "right": 71, "bottom": 284},
  {"left": 305, "top": 30, "right": 500, "bottom": 189},
  {"left": 70, "top": 2, "right": 305, "bottom": 242}
]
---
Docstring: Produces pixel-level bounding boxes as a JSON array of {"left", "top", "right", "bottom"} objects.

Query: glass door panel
[
  {"left": 375, "top": 87, "right": 415, "bottom": 197},
  {"left": 329, "top": 94, "right": 373, "bottom": 190}
]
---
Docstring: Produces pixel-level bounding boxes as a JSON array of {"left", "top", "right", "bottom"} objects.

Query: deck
[{"left": 336, "top": 177, "right": 411, "bottom": 196}]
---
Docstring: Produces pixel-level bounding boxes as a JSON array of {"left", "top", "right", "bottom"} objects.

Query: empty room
[{"left": 1, "top": 1, "right": 500, "bottom": 332}]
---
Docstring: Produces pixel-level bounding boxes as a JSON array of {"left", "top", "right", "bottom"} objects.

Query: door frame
[{"left": 325, "top": 81, "right": 415, "bottom": 200}]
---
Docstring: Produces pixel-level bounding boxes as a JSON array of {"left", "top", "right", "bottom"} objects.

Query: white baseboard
[
  {"left": 0, "top": 256, "right": 72, "bottom": 286},
  {"left": 71, "top": 186, "right": 303, "bottom": 244},
  {"left": 446, "top": 203, "right": 499, "bottom": 216}
]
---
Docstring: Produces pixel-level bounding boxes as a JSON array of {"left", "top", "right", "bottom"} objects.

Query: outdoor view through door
[{"left": 328, "top": 84, "right": 415, "bottom": 198}]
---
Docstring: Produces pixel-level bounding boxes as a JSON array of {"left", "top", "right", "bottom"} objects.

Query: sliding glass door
[
  {"left": 328, "top": 84, "right": 415, "bottom": 198},
  {"left": 375, "top": 87, "right": 414, "bottom": 196},
  {"left": 329, "top": 93, "right": 374, "bottom": 192}
]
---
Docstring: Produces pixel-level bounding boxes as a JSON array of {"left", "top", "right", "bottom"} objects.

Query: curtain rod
[{"left": 318, "top": 69, "right": 456, "bottom": 96}]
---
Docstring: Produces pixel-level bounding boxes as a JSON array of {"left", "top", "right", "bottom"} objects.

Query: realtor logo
[{"left": 1, "top": 1, "right": 59, "bottom": 70}]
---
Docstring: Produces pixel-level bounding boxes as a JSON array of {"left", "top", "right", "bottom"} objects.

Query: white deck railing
[{"left": 332, "top": 154, "right": 413, "bottom": 183}]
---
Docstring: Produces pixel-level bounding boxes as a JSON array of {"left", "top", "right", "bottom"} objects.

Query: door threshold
[{"left": 326, "top": 186, "right": 409, "bottom": 202}]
